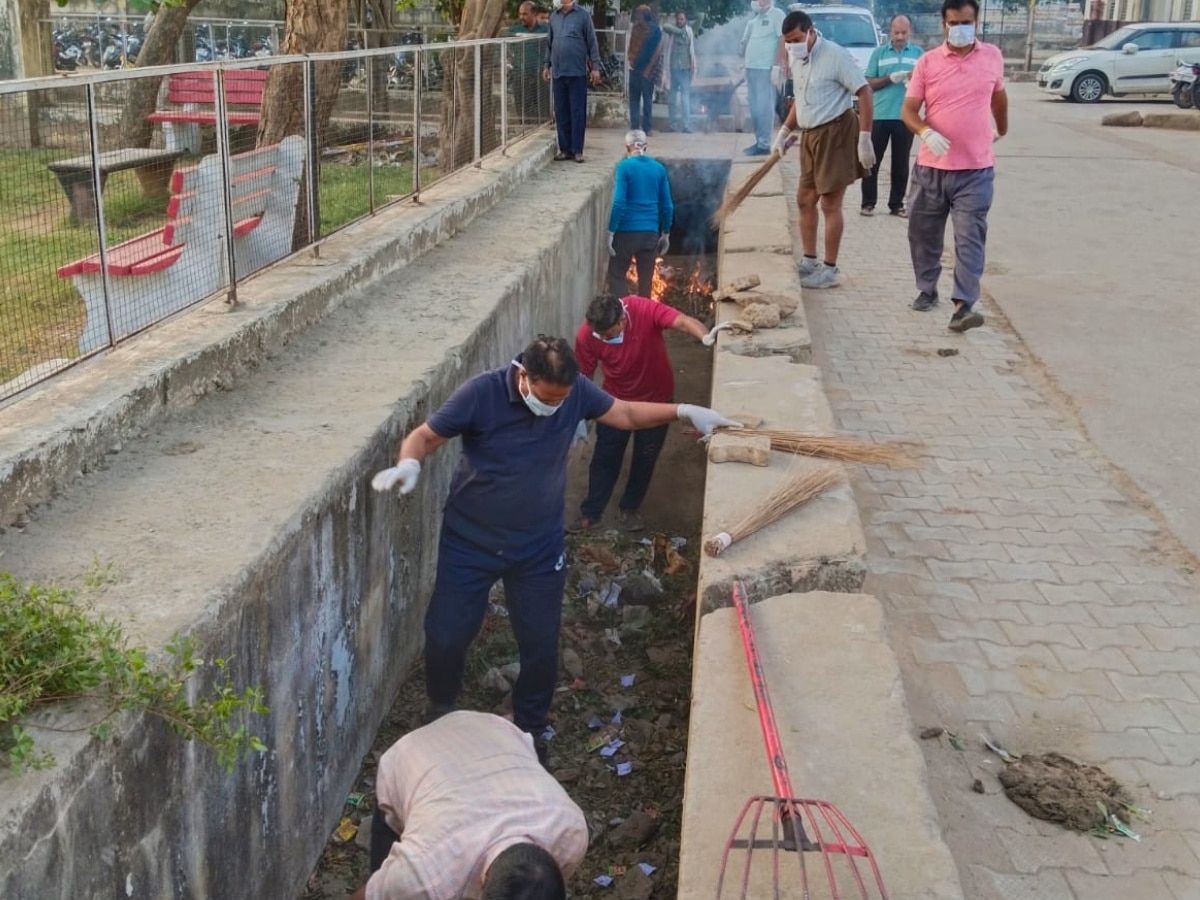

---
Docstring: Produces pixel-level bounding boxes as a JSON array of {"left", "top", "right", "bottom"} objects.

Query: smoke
[
  {"left": 695, "top": 14, "right": 753, "bottom": 77},
  {"left": 664, "top": 160, "right": 732, "bottom": 257}
]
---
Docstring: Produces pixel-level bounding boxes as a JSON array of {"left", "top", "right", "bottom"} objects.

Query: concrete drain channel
[{"left": 302, "top": 161, "right": 728, "bottom": 899}]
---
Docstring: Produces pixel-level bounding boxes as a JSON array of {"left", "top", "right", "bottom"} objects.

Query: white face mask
[
  {"left": 786, "top": 40, "right": 810, "bottom": 63},
  {"left": 516, "top": 368, "right": 562, "bottom": 416},
  {"left": 946, "top": 23, "right": 975, "bottom": 47}
]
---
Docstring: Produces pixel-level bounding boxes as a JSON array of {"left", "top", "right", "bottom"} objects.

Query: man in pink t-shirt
[
  {"left": 901, "top": 0, "right": 1008, "bottom": 333},
  {"left": 570, "top": 293, "right": 715, "bottom": 532}
]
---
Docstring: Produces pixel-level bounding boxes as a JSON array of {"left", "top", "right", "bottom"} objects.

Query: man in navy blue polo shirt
[{"left": 372, "top": 336, "right": 736, "bottom": 758}]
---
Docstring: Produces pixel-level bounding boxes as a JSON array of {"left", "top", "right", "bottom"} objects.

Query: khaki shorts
[{"left": 798, "top": 108, "right": 865, "bottom": 196}]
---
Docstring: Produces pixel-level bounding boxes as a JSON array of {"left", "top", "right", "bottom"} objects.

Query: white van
[{"left": 786, "top": 3, "right": 882, "bottom": 72}]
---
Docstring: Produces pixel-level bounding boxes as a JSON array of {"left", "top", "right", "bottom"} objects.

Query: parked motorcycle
[{"left": 1169, "top": 58, "right": 1199, "bottom": 109}]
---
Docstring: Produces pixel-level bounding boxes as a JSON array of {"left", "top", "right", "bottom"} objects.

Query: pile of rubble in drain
[{"left": 302, "top": 528, "right": 700, "bottom": 900}]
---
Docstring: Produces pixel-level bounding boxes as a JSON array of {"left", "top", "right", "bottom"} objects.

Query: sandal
[
  {"left": 574, "top": 154, "right": 586, "bottom": 163},
  {"left": 553, "top": 150, "right": 573, "bottom": 162},
  {"left": 890, "top": 207, "right": 907, "bottom": 218},
  {"left": 566, "top": 515, "right": 601, "bottom": 534},
  {"left": 619, "top": 510, "right": 645, "bottom": 532}
]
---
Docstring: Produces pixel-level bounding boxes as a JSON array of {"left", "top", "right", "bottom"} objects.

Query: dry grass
[
  {"left": 717, "top": 427, "right": 918, "bottom": 468},
  {"left": 704, "top": 464, "right": 843, "bottom": 557}
]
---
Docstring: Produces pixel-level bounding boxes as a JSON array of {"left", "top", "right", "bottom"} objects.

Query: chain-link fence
[{"left": 0, "top": 36, "right": 552, "bottom": 403}]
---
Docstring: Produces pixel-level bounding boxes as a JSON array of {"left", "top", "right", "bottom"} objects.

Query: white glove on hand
[
  {"left": 372, "top": 459, "right": 421, "bottom": 495},
  {"left": 702, "top": 321, "right": 733, "bottom": 347},
  {"left": 606, "top": 231, "right": 616, "bottom": 257},
  {"left": 770, "top": 65, "right": 784, "bottom": 89},
  {"left": 857, "top": 132, "right": 876, "bottom": 170},
  {"left": 656, "top": 232, "right": 670, "bottom": 256},
  {"left": 678, "top": 403, "right": 741, "bottom": 436},
  {"left": 888, "top": 70, "right": 908, "bottom": 84},
  {"left": 573, "top": 420, "right": 590, "bottom": 444},
  {"left": 770, "top": 125, "right": 794, "bottom": 157},
  {"left": 919, "top": 127, "right": 951, "bottom": 157}
]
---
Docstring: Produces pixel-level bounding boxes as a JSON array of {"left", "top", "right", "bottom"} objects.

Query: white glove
[
  {"left": 888, "top": 70, "right": 908, "bottom": 84},
  {"left": 606, "top": 231, "right": 616, "bottom": 256},
  {"left": 857, "top": 132, "right": 876, "bottom": 170},
  {"left": 656, "top": 232, "right": 670, "bottom": 256},
  {"left": 702, "top": 321, "right": 732, "bottom": 347},
  {"left": 678, "top": 403, "right": 741, "bottom": 436},
  {"left": 770, "top": 65, "right": 784, "bottom": 89},
  {"left": 573, "top": 420, "right": 590, "bottom": 444},
  {"left": 770, "top": 125, "right": 795, "bottom": 157},
  {"left": 919, "top": 127, "right": 951, "bottom": 157},
  {"left": 372, "top": 459, "right": 421, "bottom": 495}
]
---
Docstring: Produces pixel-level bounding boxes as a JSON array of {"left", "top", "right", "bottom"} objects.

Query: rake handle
[{"left": 730, "top": 580, "right": 796, "bottom": 803}]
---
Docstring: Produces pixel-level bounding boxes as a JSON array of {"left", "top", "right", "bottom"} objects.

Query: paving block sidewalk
[{"left": 779, "top": 159, "right": 1200, "bottom": 900}]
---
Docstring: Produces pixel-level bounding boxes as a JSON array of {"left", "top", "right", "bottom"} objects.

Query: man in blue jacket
[
  {"left": 606, "top": 129, "right": 674, "bottom": 298},
  {"left": 544, "top": 0, "right": 602, "bottom": 162}
]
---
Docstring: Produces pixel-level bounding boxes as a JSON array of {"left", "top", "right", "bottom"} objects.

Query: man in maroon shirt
[{"left": 570, "top": 293, "right": 717, "bottom": 532}]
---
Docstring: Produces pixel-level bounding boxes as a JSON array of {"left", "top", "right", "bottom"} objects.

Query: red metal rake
[{"left": 716, "top": 581, "right": 889, "bottom": 899}]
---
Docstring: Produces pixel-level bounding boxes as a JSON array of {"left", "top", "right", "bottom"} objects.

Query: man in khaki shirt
[{"left": 351, "top": 712, "right": 588, "bottom": 900}]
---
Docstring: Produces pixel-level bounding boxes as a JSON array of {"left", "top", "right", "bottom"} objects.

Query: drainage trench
[{"left": 301, "top": 158, "right": 730, "bottom": 900}]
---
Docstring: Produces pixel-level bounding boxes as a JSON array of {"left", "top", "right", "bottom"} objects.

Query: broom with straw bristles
[
  {"left": 710, "top": 135, "right": 797, "bottom": 228},
  {"left": 714, "top": 426, "right": 918, "bottom": 468},
  {"left": 704, "top": 464, "right": 843, "bottom": 557}
]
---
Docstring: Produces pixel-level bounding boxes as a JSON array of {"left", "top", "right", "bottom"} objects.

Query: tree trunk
[
  {"left": 117, "top": 0, "right": 204, "bottom": 150},
  {"left": 364, "top": 0, "right": 392, "bottom": 114},
  {"left": 17, "top": 0, "right": 52, "bottom": 148},
  {"left": 256, "top": 0, "right": 350, "bottom": 250},
  {"left": 438, "top": 0, "right": 505, "bottom": 172}
]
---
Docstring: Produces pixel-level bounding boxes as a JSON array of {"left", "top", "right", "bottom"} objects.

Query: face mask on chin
[{"left": 946, "top": 23, "right": 975, "bottom": 47}]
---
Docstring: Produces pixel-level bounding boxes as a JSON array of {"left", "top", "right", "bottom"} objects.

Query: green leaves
[{"left": 0, "top": 570, "right": 269, "bottom": 774}]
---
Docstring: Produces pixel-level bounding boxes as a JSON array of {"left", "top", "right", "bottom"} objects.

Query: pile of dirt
[
  {"left": 997, "top": 752, "right": 1132, "bottom": 833},
  {"left": 300, "top": 528, "right": 698, "bottom": 900}
]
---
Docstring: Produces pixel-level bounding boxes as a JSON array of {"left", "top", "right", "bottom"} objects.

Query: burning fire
[{"left": 625, "top": 258, "right": 711, "bottom": 304}]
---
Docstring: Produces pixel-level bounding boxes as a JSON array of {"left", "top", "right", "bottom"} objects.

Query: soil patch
[{"left": 997, "top": 752, "right": 1132, "bottom": 833}]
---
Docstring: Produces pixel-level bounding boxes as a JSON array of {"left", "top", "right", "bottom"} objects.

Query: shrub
[{"left": 0, "top": 571, "right": 268, "bottom": 773}]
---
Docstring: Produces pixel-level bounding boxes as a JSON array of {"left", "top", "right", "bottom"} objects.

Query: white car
[
  {"left": 1038, "top": 21, "right": 1200, "bottom": 103},
  {"left": 787, "top": 4, "right": 882, "bottom": 72}
]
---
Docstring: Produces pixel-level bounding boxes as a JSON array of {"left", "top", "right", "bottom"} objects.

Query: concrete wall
[{"left": 0, "top": 136, "right": 615, "bottom": 899}]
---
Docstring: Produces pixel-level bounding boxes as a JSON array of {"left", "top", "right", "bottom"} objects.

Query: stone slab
[
  {"left": 698, "top": 353, "right": 865, "bottom": 613},
  {"left": 679, "top": 592, "right": 965, "bottom": 900}
]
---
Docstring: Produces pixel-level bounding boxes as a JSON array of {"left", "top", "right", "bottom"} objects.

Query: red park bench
[
  {"left": 57, "top": 134, "right": 306, "bottom": 354},
  {"left": 147, "top": 69, "right": 269, "bottom": 154}
]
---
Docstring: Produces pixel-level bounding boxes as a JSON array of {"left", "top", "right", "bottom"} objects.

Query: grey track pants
[{"left": 907, "top": 165, "right": 995, "bottom": 306}]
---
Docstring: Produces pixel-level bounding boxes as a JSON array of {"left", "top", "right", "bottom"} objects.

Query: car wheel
[
  {"left": 1173, "top": 86, "right": 1195, "bottom": 109},
  {"left": 1071, "top": 72, "right": 1106, "bottom": 103}
]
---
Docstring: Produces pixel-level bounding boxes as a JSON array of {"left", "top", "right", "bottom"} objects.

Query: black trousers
[
  {"left": 606, "top": 231, "right": 658, "bottom": 298},
  {"left": 861, "top": 119, "right": 914, "bottom": 212},
  {"left": 580, "top": 421, "right": 669, "bottom": 519}
]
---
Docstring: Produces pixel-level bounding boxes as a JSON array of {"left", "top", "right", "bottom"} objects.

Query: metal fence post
[
  {"left": 302, "top": 56, "right": 318, "bottom": 251},
  {"left": 473, "top": 42, "right": 482, "bottom": 166},
  {"left": 413, "top": 47, "right": 422, "bottom": 201},
  {"left": 500, "top": 40, "right": 509, "bottom": 154},
  {"left": 84, "top": 83, "right": 115, "bottom": 350},
  {"left": 212, "top": 68, "right": 241, "bottom": 307},
  {"left": 367, "top": 51, "right": 376, "bottom": 214}
]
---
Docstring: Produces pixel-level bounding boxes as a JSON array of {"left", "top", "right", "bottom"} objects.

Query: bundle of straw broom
[
  {"left": 704, "top": 464, "right": 842, "bottom": 557},
  {"left": 711, "top": 139, "right": 794, "bottom": 228},
  {"left": 714, "top": 426, "right": 916, "bottom": 468}
]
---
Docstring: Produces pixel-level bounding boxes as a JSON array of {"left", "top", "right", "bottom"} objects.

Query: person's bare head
[
  {"left": 536, "top": 6, "right": 550, "bottom": 23},
  {"left": 483, "top": 843, "right": 566, "bottom": 900},
  {"left": 519, "top": 1, "right": 536, "bottom": 26},
  {"left": 675, "top": 10, "right": 688, "bottom": 27},
  {"left": 889, "top": 15, "right": 911, "bottom": 48}
]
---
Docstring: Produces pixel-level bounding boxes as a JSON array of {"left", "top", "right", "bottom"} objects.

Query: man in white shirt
[
  {"left": 352, "top": 711, "right": 589, "bottom": 900},
  {"left": 739, "top": 0, "right": 786, "bottom": 155},
  {"left": 773, "top": 9, "right": 876, "bottom": 289}
]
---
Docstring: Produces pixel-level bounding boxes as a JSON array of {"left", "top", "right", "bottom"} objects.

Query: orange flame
[{"left": 624, "top": 257, "right": 671, "bottom": 300}]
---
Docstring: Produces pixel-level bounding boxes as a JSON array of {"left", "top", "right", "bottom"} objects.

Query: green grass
[
  {"left": 0, "top": 149, "right": 419, "bottom": 388},
  {"left": 318, "top": 160, "right": 417, "bottom": 236}
]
